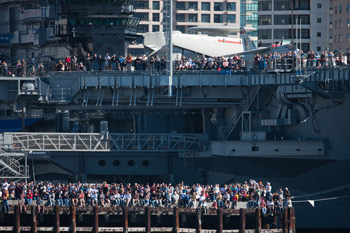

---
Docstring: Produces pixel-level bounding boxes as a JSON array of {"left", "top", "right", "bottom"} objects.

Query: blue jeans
[
  {"left": 3, "top": 200, "right": 9, "bottom": 213},
  {"left": 26, "top": 199, "right": 32, "bottom": 205}
]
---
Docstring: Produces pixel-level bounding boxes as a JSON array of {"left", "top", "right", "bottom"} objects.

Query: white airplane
[{"left": 143, "top": 26, "right": 292, "bottom": 58}]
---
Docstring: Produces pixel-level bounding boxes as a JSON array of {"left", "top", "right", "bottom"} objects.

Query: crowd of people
[
  {"left": 0, "top": 179, "right": 292, "bottom": 216},
  {"left": 2, "top": 48, "right": 349, "bottom": 77},
  {"left": 56, "top": 53, "right": 167, "bottom": 72}
]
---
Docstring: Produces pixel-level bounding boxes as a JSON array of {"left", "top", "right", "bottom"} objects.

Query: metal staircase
[
  {"left": 0, "top": 149, "right": 29, "bottom": 181},
  {"left": 223, "top": 86, "right": 261, "bottom": 140}
]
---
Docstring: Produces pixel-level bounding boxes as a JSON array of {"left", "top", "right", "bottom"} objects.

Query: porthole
[{"left": 128, "top": 160, "right": 135, "bottom": 167}]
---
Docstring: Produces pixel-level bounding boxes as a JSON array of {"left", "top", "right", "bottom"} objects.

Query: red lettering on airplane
[{"left": 218, "top": 39, "right": 241, "bottom": 44}]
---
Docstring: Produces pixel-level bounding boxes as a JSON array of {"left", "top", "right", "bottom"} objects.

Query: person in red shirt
[
  {"left": 26, "top": 190, "right": 33, "bottom": 205},
  {"left": 65, "top": 56, "right": 71, "bottom": 71}
]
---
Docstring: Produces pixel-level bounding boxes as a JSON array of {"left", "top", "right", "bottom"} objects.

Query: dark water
[{"left": 297, "top": 229, "right": 349, "bottom": 233}]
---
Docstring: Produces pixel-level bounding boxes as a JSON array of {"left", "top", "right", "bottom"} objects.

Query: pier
[{"left": 0, "top": 206, "right": 295, "bottom": 233}]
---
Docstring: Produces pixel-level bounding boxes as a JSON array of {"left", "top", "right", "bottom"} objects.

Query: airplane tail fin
[{"left": 240, "top": 26, "right": 256, "bottom": 51}]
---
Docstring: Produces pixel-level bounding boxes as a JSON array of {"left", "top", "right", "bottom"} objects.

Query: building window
[
  {"left": 317, "top": 46, "right": 321, "bottom": 51},
  {"left": 214, "top": 14, "right": 223, "bottom": 23},
  {"left": 339, "top": 34, "right": 343, "bottom": 42},
  {"left": 260, "top": 15, "right": 273, "bottom": 25},
  {"left": 297, "top": 15, "right": 310, "bottom": 24},
  {"left": 188, "top": 2, "right": 198, "bottom": 10},
  {"left": 317, "top": 32, "right": 321, "bottom": 37},
  {"left": 347, "top": 5, "right": 350, "bottom": 13},
  {"left": 176, "top": 14, "right": 185, "bottom": 22},
  {"left": 335, "top": 35, "right": 337, "bottom": 43},
  {"left": 152, "top": 13, "right": 160, "bottom": 22},
  {"left": 135, "top": 13, "right": 149, "bottom": 22},
  {"left": 274, "top": 15, "right": 290, "bottom": 25},
  {"left": 152, "top": 1, "right": 160, "bottom": 10},
  {"left": 152, "top": 25, "right": 159, "bottom": 32},
  {"left": 259, "top": 1, "right": 272, "bottom": 11},
  {"left": 317, "top": 3, "right": 322, "bottom": 9},
  {"left": 201, "top": 2, "right": 210, "bottom": 11},
  {"left": 137, "top": 25, "right": 149, "bottom": 33},
  {"left": 301, "top": 29, "right": 310, "bottom": 39},
  {"left": 339, "top": 20, "right": 343, "bottom": 28},
  {"left": 214, "top": 3, "right": 223, "bottom": 11},
  {"left": 227, "top": 2, "right": 236, "bottom": 11},
  {"left": 226, "top": 14, "right": 236, "bottom": 23},
  {"left": 335, "top": 20, "right": 338, "bottom": 29},
  {"left": 335, "top": 6, "right": 337, "bottom": 14},
  {"left": 133, "top": 1, "right": 149, "bottom": 9},
  {"left": 258, "top": 29, "right": 272, "bottom": 39},
  {"left": 317, "top": 18, "right": 322, "bottom": 23},
  {"left": 347, "top": 19, "right": 350, "bottom": 28},
  {"left": 297, "top": 0, "right": 310, "bottom": 10},
  {"left": 274, "top": 1, "right": 291, "bottom": 11},
  {"left": 176, "top": 26, "right": 185, "bottom": 33},
  {"left": 201, "top": 14, "right": 210, "bottom": 23},
  {"left": 301, "top": 43, "right": 310, "bottom": 52},
  {"left": 176, "top": 2, "right": 185, "bottom": 10},
  {"left": 274, "top": 29, "right": 291, "bottom": 39},
  {"left": 339, "top": 5, "right": 343, "bottom": 14},
  {"left": 347, "top": 34, "right": 350, "bottom": 42},
  {"left": 188, "top": 14, "right": 198, "bottom": 22}
]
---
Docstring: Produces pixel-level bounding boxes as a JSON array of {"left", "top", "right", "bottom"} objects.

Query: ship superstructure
[
  {"left": 0, "top": 0, "right": 139, "bottom": 64},
  {"left": 0, "top": 68, "right": 349, "bottom": 229}
]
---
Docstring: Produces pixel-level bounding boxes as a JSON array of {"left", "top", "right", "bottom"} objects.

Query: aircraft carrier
[{"left": 0, "top": 0, "right": 349, "bottom": 231}]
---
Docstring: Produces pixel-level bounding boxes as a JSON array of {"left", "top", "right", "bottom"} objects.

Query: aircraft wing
[{"left": 223, "top": 47, "right": 271, "bottom": 57}]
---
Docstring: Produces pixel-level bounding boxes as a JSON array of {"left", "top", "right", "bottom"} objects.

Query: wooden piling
[
  {"left": 288, "top": 208, "right": 294, "bottom": 233},
  {"left": 123, "top": 207, "right": 128, "bottom": 233},
  {"left": 291, "top": 207, "right": 296, "bottom": 233},
  {"left": 173, "top": 207, "right": 179, "bottom": 233},
  {"left": 255, "top": 208, "right": 261, "bottom": 233},
  {"left": 217, "top": 208, "right": 223, "bottom": 233},
  {"left": 54, "top": 206, "right": 60, "bottom": 233},
  {"left": 196, "top": 208, "right": 201, "bottom": 233},
  {"left": 145, "top": 207, "right": 151, "bottom": 233},
  {"left": 31, "top": 205, "right": 37, "bottom": 233},
  {"left": 70, "top": 206, "right": 76, "bottom": 233},
  {"left": 283, "top": 208, "right": 289, "bottom": 233},
  {"left": 93, "top": 205, "right": 99, "bottom": 233},
  {"left": 239, "top": 208, "right": 246, "bottom": 233},
  {"left": 14, "top": 205, "right": 20, "bottom": 233}
]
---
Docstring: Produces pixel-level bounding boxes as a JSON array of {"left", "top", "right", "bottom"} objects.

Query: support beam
[
  {"left": 70, "top": 206, "right": 76, "bottom": 233},
  {"left": 145, "top": 207, "right": 151, "bottom": 233},
  {"left": 93, "top": 205, "right": 99, "bottom": 233},
  {"left": 31, "top": 205, "right": 37, "bottom": 233},
  {"left": 283, "top": 208, "right": 289, "bottom": 233},
  {"left": 239, "top": 208, "right": 245, "bottom": 233},
  {"left": 123, "top": 207, "right": 128, "bottom": 233},
  {"left": 173, "top": 207, "right": 179, "bottom": 233},
  {"left": 54, "top": 206, "right": 60, "bottom": 233},
  {"left": 14, "top": 205, "right": 20, "bottom": 233},
  {"left": 255, "top": 208, "right": 261, "bottom": 233},
  {"left": 217, "top": 208, "right": 223, "bottom": 233},
  {"left": 196, "top": 208, "right": 201, "bottom": 233}
]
